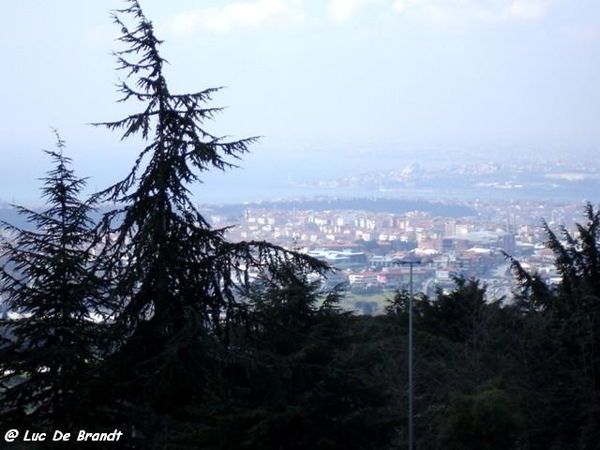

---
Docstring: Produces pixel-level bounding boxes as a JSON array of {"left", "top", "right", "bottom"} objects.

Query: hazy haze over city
[{"left": 2, "top": 0, "right": 600, "bottom": 204}]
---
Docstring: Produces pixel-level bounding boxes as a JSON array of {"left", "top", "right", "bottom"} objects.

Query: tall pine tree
[
  {"left": 0, "top": 134, "right": 106, "bottom": 432},
  {"left": 507, "top": 202, "right": 600, "bottom": 449},
  {"left": 91, "top": 0, "right": 327, "bottom": 441}
]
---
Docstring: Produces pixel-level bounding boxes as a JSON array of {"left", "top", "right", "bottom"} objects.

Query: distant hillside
[
  {"left": 203, "top": 197, "right": 476, "bottom": 219},
  {"left": 0, "top": 198, "right": 476, "bottom": 231}
]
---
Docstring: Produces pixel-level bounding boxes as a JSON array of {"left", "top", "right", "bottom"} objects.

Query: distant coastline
[{"left": 201, "top": 196, "right": 477, "bottom": 219}]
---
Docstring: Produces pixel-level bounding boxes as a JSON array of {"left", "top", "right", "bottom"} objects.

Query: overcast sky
[{"left": 2, "top": 0, "right": 600, "bottom": 203}]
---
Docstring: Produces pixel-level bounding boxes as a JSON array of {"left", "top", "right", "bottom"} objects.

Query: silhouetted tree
[
  {"left": 90, "top": 1, "right": 327, "bottom": 444},
  {"left": 382, "top": 278, "right": 526, "bottom": 449},
  {"left": 187, "top": 275, "right": 394, "bottom": 450},
  {"left": 507, "top": 202, "right": 600, "bottom": 449},
  {"left": 0, "top": 135, "right": 106, "bottom": 432},
  {"left": 437, "top": 385, "right": 524, "bottom": 450}
]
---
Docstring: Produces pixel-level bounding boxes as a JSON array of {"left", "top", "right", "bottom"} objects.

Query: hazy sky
[{"left": 2, "top": 0, "right": 600, "bottom": 203}]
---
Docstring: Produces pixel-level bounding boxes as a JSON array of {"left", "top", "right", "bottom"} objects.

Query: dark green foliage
[
  {"left": 93, "top": 0, "right": 327, "bottom": 342},
  {"left": 437, "top": 386, "right": 524, "bottom": 450},
  {"left": 380, "top": 278, "right": 528, "bottom": 449},
  {"left": 93, "top": 0, "right": 255, "bottom": 335},
  {"left": 87, "top": 1, "right": 328, "bottom": 445},
  {"left": 188, "top": 277, "right": 394, "bottom": 450},
  {"left": 0, "top": 135, "right": 106, "bottom": 431},
  {"left": 416, "top": 277, "right": 490, "bottom": 343},
  {"left": 544, "top": 202, "right": 600, "bottom": 296},
  {"left": 505, "top": 202, "right": 600, "bottom": 449}
]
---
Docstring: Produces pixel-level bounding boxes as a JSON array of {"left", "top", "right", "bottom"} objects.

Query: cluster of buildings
[
  {"left": 209, "top": 199, "right": 584, "bottom": 313},
  {"left": 0, "top": 197, "right": 588, "bottom": 316}
]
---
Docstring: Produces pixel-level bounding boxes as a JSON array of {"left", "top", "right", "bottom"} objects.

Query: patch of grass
[{"left": 339, "top": 291, "right": 395, "bottom": 315}]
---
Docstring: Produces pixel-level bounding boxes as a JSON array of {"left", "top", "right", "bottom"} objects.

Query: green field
[{"left": 339, "top": 291, "right": 395, "bottom": 315}]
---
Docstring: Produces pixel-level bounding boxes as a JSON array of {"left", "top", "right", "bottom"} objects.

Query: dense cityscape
[{"left": 200, "top": 196, "right": 586, "bottom": 313}]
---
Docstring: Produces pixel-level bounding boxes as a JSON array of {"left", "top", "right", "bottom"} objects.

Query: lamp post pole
[{"left": 401, "top": 257, "right": 421, "bottom": 450}]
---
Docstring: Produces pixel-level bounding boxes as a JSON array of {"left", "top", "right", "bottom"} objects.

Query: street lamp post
[{"left": 400, "top": 256, "right": 421, "bottom": 450}]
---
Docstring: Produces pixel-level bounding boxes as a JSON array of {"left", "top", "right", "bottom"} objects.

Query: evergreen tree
[
  {"left": 436, "top": 386, "right": 524, "bottom": 450},
  {"left": 0, "top": 135, "right": 106, "bottom": 432},
  {"left": 91, "top": 0, "right": 327, "bottom": 442},
  {"left": 189, "top": 275, "right": 394, "bottom": 450},
  {"left": 382, "top": 278, "right": 526, "bottom": 449},
  {"left": 543, "top": 202, "right": 600, "bottom": 296},
  {"left": 416, "top": 277, "right": 491, "bottom": 344},
  {"left": 507, "top": 202, "right": 600, "bottom": 449}
]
